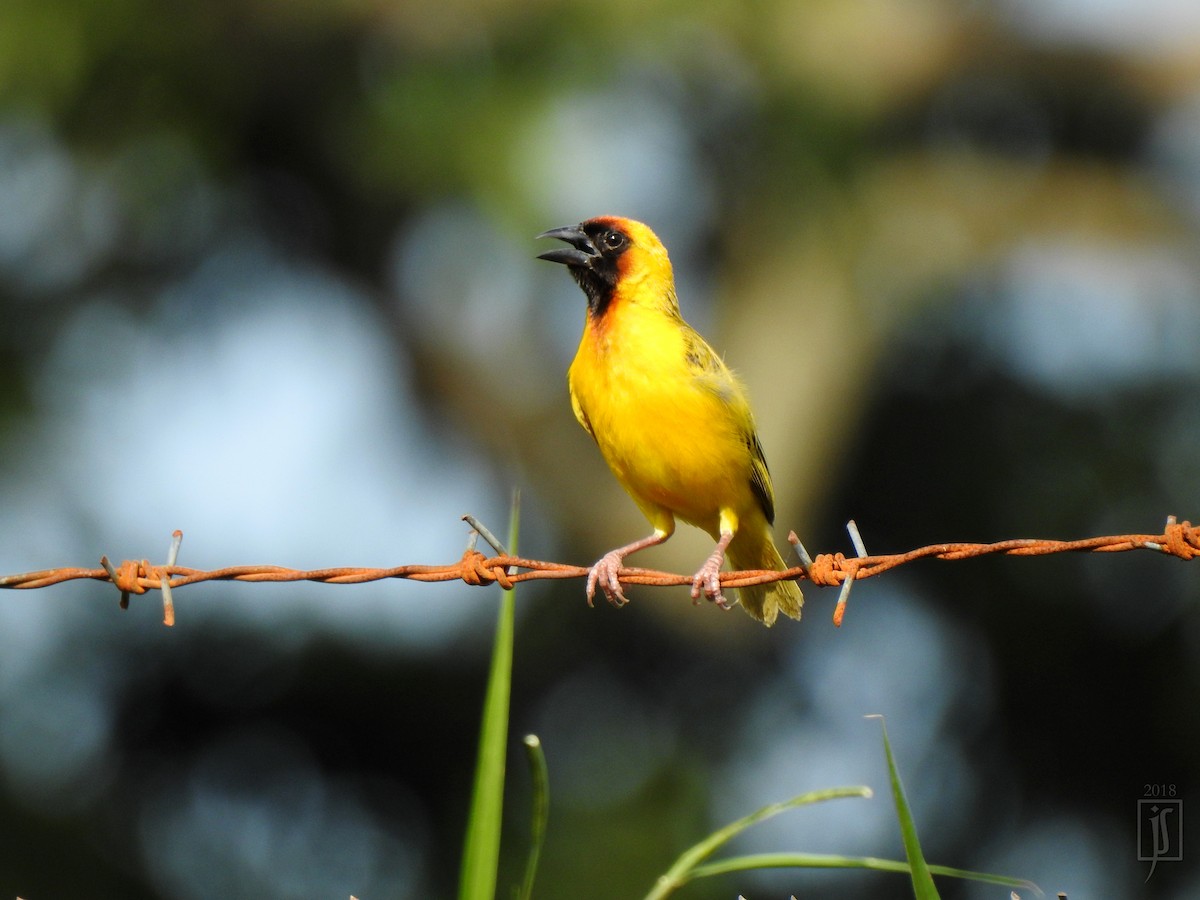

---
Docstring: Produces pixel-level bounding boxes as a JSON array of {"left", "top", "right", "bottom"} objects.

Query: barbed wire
[{"left": 1, "top": 516, "right": 1195, "bottom": 628}]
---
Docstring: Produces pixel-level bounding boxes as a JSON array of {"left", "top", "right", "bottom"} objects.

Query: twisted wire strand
[{"left": 1, "top": 516, "right": 1195, "bottom": 627}]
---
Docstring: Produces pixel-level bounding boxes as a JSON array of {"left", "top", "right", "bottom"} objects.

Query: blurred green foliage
[{"left": 1, "top": 0, "right": 1199, "bottom": 898}]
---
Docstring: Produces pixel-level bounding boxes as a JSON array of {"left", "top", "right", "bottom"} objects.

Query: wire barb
[
  {"left": 833, "top": 520, "right": 870, "bottom": 628},
  {"left": 159, "top": 530, "right": 183, "bottom": 627},
  {"left": 99, "top": 556, "right": 129, "bottom": 610},
  {"left": 462, "top": 513, "right": 509, "bottom": 557},
  {"left": 1, "top": 517, "right": 1196, "bottom": 626},
  {"left": 787, "top": 531, "right": 815, "bottom": 575}
]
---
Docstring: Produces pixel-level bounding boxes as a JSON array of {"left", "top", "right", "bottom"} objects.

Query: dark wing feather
[{"left": 746, "top": 430, "right": 776, "bottom": 525}]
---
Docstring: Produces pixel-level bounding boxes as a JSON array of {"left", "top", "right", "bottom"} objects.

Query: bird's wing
[
  {"left": 746, "top": 430, "right": 776, "bottom": 525},
  {"left": 682, "top": 327, "right": 738, "bottom": 404},
  {"left": 683, "top": 328, "right": 777, "bottom": 526}
]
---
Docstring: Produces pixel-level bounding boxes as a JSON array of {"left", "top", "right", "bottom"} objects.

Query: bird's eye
[{"left": 602, "top": 230, "right": 626, "bottom": 251}]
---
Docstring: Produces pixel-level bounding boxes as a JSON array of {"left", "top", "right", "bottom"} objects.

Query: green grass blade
[
  {"left": 868, "top": 715, "right": 939, "bottom": 899},
  {"left": 685, "top": 853, "right": 1041, "bottom": 894},
  {"left": 515, "top": 734, "right": 549, "bottom": 900},
  {"left": 643, "top": 785, "right": 872, "bottom": 900},
  {"left": 458, "top": 492, "right": 521, "bottom": 900}
]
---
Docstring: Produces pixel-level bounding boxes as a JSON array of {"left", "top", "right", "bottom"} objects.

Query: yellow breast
[{"left": 567, "top": 301, "right": 758, "bottom": 537}]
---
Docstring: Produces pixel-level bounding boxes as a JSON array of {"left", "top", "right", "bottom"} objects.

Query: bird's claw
[
  {"left": 690, "top": 556, "right": 730, "bottom": 610},
  {"left": 586, "top": 550, "right": 630, "bottom": 608}
]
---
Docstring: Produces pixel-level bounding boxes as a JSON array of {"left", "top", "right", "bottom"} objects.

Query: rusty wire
[{"left": 1, "top": 516, "right": 1195, "bottom": 628}]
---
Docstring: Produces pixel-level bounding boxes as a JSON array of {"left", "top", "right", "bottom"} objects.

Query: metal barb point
[
  {"left": 846, "top": 519, "right": 869, "bottom": 559},
  {"left": 161, "top": 531, "right": 182, "bottom": 627},
  {"left": 833, "top": 574, "right": 854, "bottom": 628},
  {"left": 461, "top": 513, "right": 509, "bottom": 557},
  {"left": 787, "top": 530, "right": 814, "bottom": 574},
  {"left": 100, "top": 555, "right": 131, "bottom": 610},
  {"left": 834, "top": 520, "right": 869, "bottom": 628}
]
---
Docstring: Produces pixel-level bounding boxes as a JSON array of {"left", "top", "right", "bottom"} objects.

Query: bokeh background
[{"left": 1, "top": 1, "right": 1199, "bottom": 897}]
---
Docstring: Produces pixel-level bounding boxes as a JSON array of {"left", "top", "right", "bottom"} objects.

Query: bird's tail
[{"left": 728, "top": 534, "right": 804, "bottom": 627}]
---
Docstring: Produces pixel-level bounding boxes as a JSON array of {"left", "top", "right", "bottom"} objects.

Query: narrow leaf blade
[
  {"left": 515, "top": 734, "right": 549, "bottom": 900},
  {"left": 869, "top": 715, "right": 940, "bottom": 899},
  {"left": 644, "top": 786, "right": 872, "bottom": 900},
  {"left": 458, "top": 494, "right": 520, "bottom": 900}
]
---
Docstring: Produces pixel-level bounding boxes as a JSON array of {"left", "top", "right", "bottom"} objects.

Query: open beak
[{"left": 536, "top": 225, "right": 598, "bottom": 268}]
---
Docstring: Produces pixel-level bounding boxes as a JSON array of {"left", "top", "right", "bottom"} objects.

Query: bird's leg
[
  {"left": 691, "top": 529, "right": 735, "bottom": 609},
  {"left": 587, "top": 531, "right": 669, "bottom": 608}
]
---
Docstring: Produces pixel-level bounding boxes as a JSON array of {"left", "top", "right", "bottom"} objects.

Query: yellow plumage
[{"left": 539, "top": 216, "right": 802, "bottom": 626}]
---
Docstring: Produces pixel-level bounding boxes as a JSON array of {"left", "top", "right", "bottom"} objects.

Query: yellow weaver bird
[{"left": 538, "top": 215, "right": 803, "bottom": 626}]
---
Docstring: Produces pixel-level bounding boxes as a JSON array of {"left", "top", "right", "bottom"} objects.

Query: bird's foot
[
  {"left": 690, "top": 549, "right": 731, "bottom": 610},
  {"left": 587, "top": 550, "right": 630, "bottom": 608},
  {"left": 584, "top": 532, "right": 670, "bottom": 610}
]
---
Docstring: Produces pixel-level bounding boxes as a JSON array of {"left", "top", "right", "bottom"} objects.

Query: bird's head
[{"left": 537, "top": 216, "right": 675, "bottom": 316}]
